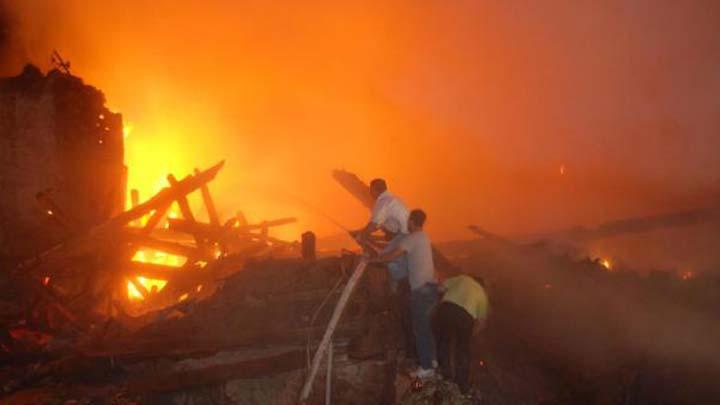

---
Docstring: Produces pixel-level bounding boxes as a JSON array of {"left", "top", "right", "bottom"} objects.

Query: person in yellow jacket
[{"left": 432, "top": 273, "right": 488, "bottom": 393}]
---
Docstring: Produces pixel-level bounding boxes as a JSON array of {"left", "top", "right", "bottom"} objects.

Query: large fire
[
  {"left": 125, "top": 171, "right": 168, "bottom": 301},
  {"left": 124, "top": 181, "right": 188, "bottom": 301},
  {"left": 126, "top": 247, "right": 185, "bottom": 301}
]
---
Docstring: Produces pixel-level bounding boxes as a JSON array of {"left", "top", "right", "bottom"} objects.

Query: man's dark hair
[
  {"left": 369, "top": 178, "right": 387, "bottom": 193},
  {"left": 409, "top": 209, "right": 427, "bottom": 228}
]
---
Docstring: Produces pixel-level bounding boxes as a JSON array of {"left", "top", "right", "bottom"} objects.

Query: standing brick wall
[{"left": 0, "top": 65, "right": 125, "bottom": 263}]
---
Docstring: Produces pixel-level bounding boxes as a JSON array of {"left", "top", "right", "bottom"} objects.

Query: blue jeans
[
  {"left": 384, "top": 234, "right": 408, "bottom": 290},
  {"left": 411, "top": 283, "right": 439, "bottom": 369}
]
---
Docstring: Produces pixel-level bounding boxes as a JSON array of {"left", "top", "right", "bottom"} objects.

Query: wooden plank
[
  {"left": 501, "top": 205, "right": 720, "bottom": 245},
  {"left": 195, "top": 168, "right": 220, "bottom": 226},
  {"left": 332, "top": 170, "right": 374, "bottom": 209},
  {"left": 14, "top": 162, "right": 224, "bottom": 276},
  {"left": 126, "top": 262, "right": 185, "bottom": 280},
  {"left": 559, "top": 206, "right": 720, "bottom": 242},
  {"left": 125, "top": 232, "right": 204, "bottom": 259},
  {"left": 88, "top": 320, "right": 370, "bottom": 361},
  {"left": 265, "top": 235, "right": 297, "bottom": 246},
  {"left": 167, "top": 174, "right": 197, "bottom": 223},
  {"left": 126, "top": 276, "right": 149, "bottom": 298},
  {"left": 125, "top": 349, "right": 307, "bottom": 393},
  {"left": 166, "top": 173, "right": 206, "bottom": 251},
  {"left": 130, "top": 189, "right": 140, "bottom": 208},
  {"left": 130, "top": 189, "right": 140, "bottom": 226},
  {"left": 168, "top": 218, "right": 297, "bottom": 243},
  {"left": 167, "top": 218, "right": 222, "bottom": 240},
  {"left": 115, "top": 161, "right": 225, "bottom": 226},
  {"left": 237, "top": 217, "right": 297, "bottom": 232},
  {"left": 142, "top": 202, "right": 171, "bottom": 234}
]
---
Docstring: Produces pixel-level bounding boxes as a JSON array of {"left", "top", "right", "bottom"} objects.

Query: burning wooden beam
[
  {"left": 195, "top": 167, "right": 221, "bottom": 226},
  {"left": 125, "top": 232, "right": 207, "bottom": 259},
  {"left": 126, "top": 262, "right": 185, "bottom": 280},
  {"left": 122, "top": 161, "right": 225, "bottom": 226},
  {"left": 15, "top": 162, "right": 225, "bottom": 277}
]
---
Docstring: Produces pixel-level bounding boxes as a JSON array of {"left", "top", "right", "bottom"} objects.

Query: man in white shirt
[
  {"left": 351, "top": 178, "right": 410, "bottom": 282},
  {"left": 373, "top": 209, "right": 439, "bottom": 380},
  {"left": 350, "top": 178, "right": 416, "bottom": 360}
]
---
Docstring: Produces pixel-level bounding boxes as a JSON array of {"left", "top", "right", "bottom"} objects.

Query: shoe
[{"left": 409, "top": 367, "right": 435, "bottom": 380}]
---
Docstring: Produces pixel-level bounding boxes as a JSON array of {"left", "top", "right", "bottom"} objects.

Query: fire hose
[{"left": 298, "top": 257, "right": 369, "bottom": 403}]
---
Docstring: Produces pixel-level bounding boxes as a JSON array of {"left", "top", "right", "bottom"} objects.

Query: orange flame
[
  {"left": 127, "top": 249, "right": 186, "bottom": 300},
  {"left": 127, "top": 277, "right": 168, "bottom": 300}
]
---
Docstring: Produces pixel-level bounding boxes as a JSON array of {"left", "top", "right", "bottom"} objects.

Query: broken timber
[{"left": 6, "top": 160, "right": 297, "bottom": 338}]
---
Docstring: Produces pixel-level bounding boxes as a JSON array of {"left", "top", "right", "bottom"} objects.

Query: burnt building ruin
[{"left": 0, "top": 65, "right": 125, "bottom": 266}]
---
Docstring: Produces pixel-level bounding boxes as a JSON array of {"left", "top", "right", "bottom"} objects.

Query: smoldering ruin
[{"left": 1, "top": 65, "right": 720, "bottom": 405}]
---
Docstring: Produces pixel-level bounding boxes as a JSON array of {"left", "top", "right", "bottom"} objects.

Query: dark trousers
[
  {"left": 432, "top": 301, "right": 474, "bottom": 392},
  {"left": 395, "top": 280, "right": 416, "bottom": 359},
  {"left": 410, "top": 283, "right": 439, "bottom": 369}
]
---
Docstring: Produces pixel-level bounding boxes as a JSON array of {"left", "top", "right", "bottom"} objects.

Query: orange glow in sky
[{"left": 5, "top": 1, "right": 720, "bottom": 244}]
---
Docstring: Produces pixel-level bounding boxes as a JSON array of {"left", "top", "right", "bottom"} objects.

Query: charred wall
[{"left": 0, "top": 65, "right": 125, "bottom": 263}]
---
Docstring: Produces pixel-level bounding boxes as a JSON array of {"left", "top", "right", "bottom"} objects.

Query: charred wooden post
[
  {"left": 130, "top": 189, "right": 140, "bottom": 209},
  {"left": 195, "top": 168, "right": 220, "bottom": 226},
  {"left": 130, "top": 189, "right": 140, "bottom": 226},
  {"left": 302, "top": 231, "right": 317, "bottom": 260}
]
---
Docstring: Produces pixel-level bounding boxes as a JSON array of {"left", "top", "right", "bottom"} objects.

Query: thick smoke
[
  {"left": 0, "top": 1, "right": 53, "bottom": 75},
  {"left": 1, "top": 1, "right": 719, "bottom": 255}
]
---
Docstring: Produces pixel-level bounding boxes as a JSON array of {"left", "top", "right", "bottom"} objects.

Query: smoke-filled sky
[{"left": 2, "top": 0, "right": 720, "bottom": 241}]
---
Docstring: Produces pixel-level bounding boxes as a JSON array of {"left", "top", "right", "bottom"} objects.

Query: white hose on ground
[
  {"left": 325, "top": 340, "right": 333, "bottom": 405},
  {"left": 299, "top": 257, "right": 368, "bottom": 403}
]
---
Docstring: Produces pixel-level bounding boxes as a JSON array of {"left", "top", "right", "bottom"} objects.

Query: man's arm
[
  {"left": 352, "top": 198, "right": 386, "bottom": 241},
  {"left": 371, "top": 246, "right": 405, "bottom": 263},
  {"left": 349, "top": 222, "right": 381, "bottom": 256},
  {"left": 350, "top": 221, "right": 379, "bottom": 241}
]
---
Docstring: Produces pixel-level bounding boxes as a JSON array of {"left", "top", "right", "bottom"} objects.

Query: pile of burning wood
[
  {"left": 0, "top": 145, "right": 402, "bottom": 402},
  {"left": 1, "top": 162, "right": 302, "bottom": 356}
]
